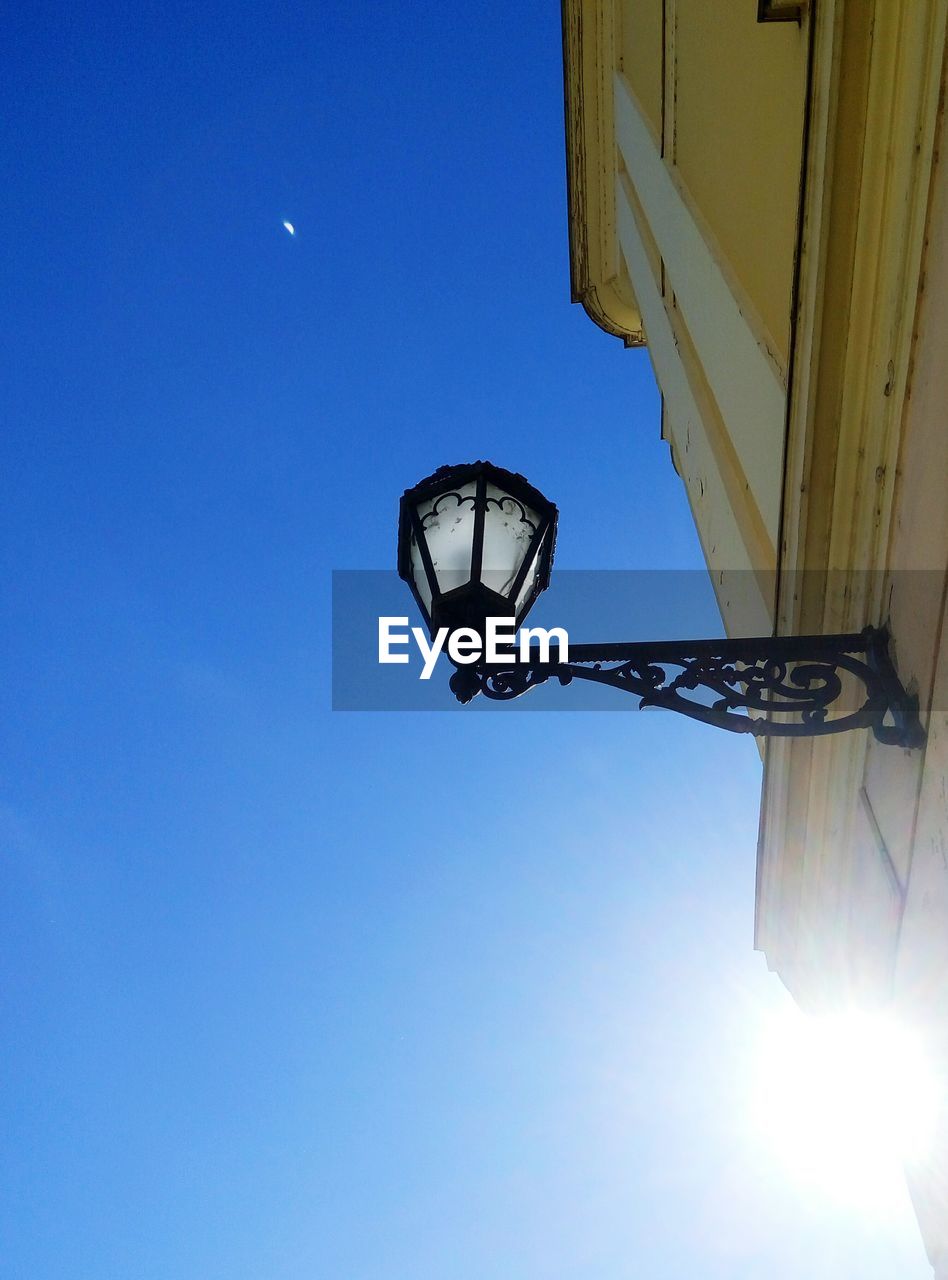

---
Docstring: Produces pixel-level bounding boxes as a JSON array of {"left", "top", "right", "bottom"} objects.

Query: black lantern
[
  {"left": 397, "top": 461, "right": 558, "bottom": 639},
  {"left": 393, "top": 462, "right": 925, "bottom": 746}
]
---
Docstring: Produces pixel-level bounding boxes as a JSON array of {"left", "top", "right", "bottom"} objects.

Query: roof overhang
[{"left": 562, "top": 0, "right": 645, "bottom": 346}]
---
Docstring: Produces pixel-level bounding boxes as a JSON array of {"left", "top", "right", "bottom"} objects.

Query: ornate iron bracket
[{"left": 448, "top": 626, "right": 925, "bottom": 748}]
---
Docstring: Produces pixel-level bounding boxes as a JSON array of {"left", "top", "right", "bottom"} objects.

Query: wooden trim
[
  {"left": 758, "top": 0, "right": 948, "bottom": 989},
  {"left": 615, "top": 174, "right": 775, "bottom": 632},
  {"left": 662, "top": 0, "right": 677, "bottom": 162},
  {"left": 561, "top": 0, "right": 645, "bottom": 346},
  {"left": 613, "top": 71, "right": 787, "bottom": 544},
  {"left": 777, "top": 0, "right": 948, "bottom": 630}
]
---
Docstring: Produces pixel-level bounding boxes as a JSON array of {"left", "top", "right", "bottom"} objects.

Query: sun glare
[{"left": 749, "top": 1005, "right": 940, "bottom": 1209}]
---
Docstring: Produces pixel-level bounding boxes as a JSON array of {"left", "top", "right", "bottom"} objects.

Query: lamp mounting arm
[{"left": 448, "top": 626, "right": 925, "bottom": 748}]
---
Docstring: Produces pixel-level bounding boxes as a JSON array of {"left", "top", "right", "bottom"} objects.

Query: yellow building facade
[{"left": 562, "top": 0, "right": 948, "bottom": 1270}]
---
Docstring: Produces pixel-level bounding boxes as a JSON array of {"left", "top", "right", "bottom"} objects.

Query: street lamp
[
  {"left": 397, "top": 461, "right": 558, "bottom": 637},
  {"left": 396, "top": 462, "right": 924, "bottom": 747}
]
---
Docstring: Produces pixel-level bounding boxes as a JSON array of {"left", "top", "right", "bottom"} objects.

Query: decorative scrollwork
[
  {"left": 450, "top": 627, "right": 925, "bottom": 747},
  {"left": 420, "top": 489, "right": 537, "bottom": 535},
  {"left": 420, "top": 491, "right": 477, "bottom": 528},
  {"left": 484, "top": 494, "right": 537, "bottom": 534}
]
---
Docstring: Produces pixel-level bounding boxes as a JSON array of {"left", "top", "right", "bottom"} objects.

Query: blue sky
[{"left": 0, "top": 4, "right": 933, "bottom": 1277}]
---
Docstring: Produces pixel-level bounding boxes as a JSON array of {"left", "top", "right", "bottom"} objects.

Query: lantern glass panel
[
  {"left": 408, "top": 529, "right": 434, "bottom": 615},
  {"left": 481, "top": 482, "right": 541, "bottom": 603},
  {"left": 413, "top": 479, "right": 479, "bottom": 597},
  {"left": 512, "top": 525, "right": 548, "bottom": 618}
]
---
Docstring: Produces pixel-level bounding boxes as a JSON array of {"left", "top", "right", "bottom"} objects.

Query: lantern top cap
[
  {"left": 399, "top": 460, "right": 556, "bottom": 512},
  {"left": 397, "top": 460, "right": 558, "bottom": 583}
]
